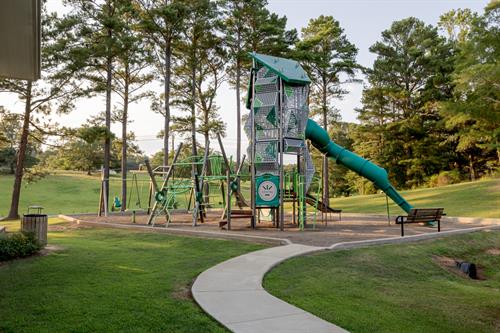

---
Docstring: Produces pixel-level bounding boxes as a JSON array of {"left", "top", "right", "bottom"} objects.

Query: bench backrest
[{"left": 406, "top": 208, "right": 444, "bottom": 222}]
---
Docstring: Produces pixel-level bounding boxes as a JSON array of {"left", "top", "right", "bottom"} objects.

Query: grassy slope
[
  {"left": 0, "top": 219, "right": 265, "bottom": 333},
  {"left": 265, "top": 231, "right": 500, "bottom": 333},
  {"left": 330, "top": 178, "right": 500, "bottom": 218},
  {"left": 0, "top": 172, "right": 243, "bottom": 216},
  {"left": 0, "top": 173, "right": 160, "bottom": 216},
  {"left": 1, "top": 173, "right": 498, "bottom": 217}
]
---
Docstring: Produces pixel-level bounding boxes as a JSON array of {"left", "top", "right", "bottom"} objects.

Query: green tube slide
[{"left": 305, "top": 118, "right": 413, "bottom": 213}]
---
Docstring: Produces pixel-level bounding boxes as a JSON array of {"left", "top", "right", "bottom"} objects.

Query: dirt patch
[
  {"left": 48, "top": 223, "right": 91, "bottom": 231},
  {"left": 49, "top": 225, "right": 67, "bottom": 231},
  {"left": 0, "top": 244, "right": 64, "bottom": 268},
  {"left": 40, "top": 244, "right": 64, "bottom": 254},
  {"left": 433, "top": 255, "right": 486, "bottom": 280},
  {"left": 485, "top": 248, "right": 500, "bottom": 256},
  {"left": 171, "top": 279, "right": 195, "bottom": 301}
]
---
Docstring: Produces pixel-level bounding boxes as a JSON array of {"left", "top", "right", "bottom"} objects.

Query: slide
[{"left": 305, "top": 119, "right": 413, "bottom": 213}]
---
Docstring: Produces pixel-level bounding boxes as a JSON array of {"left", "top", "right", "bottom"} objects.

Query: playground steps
[
  {"left": 219, "top": 210, "right": 253, "bottom": 228},
  {"left": 283, "top": 189, "right": 297, "bottom": 201},
  {"left": 305, "top": 194, "right": 342, "bottom": 214}
]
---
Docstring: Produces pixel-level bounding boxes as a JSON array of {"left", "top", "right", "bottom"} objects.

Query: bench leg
[
  {"left": 401, "top": 221, "right": 404, "bottom": 237},
  {"left": 438, "top": 220, "right": 440, "bottom": 232}
]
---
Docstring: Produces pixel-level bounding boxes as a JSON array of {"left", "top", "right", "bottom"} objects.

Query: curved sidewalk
[
  {"left": 192, "top": 244, "right": 348, "bottom": 333},
  {"left": 192, "top": 225, "right": 500, "bottom": 333}
]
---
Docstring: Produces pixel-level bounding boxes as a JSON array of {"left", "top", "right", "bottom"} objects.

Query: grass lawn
[
  {"left": 0, "top": 172, "right": 154, "bottom": 216},
  {"left": 264, "top": 230, "right": 500, "bottom": 333},
  {"left": 0, "top": 219, "right": 265, "bottom": 333},
  {"left": 1, "top": 173, "right": 498, "bottom": 218},
  {"left": 0, "top": 172, "right": 250, "bottom": 217},
  {"left": 330, "top": 178, "right": 500, "bottom": 218}
]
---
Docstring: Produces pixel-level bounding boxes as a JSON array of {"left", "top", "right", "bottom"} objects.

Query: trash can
[{"left": 21, "top": 214, "right": 48, "bottom": 245}]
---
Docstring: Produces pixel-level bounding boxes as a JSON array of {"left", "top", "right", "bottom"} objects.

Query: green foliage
[
  {"left": 44, "top": 126, "right": 108, "bottom": 175},
  {"left": 0, "top": 102, "right": 46, "bottom": 175},
  {"left": 428, "top": 169, "right": 463, "bottom": 187},
  {"left": 355, "top": 17, "right": 455, "bottom": 189},
  {"left": 344, "top": 170, "right": 377, "bottom": 195},
  {"left": 439, "top": 2, "right": 499, "bottom": 180},
  {"left": 170, "top": 0, "right": 227, "bottom": 152},
  {"left": 150, "top": 140, "right": 209, "bottom": 178},
  {"left": 41, "top": 125, "right": 139, "bottom": 175},
  {"left": 0, "top": 231, "right": 41, "bottom": 261},
  {"left": 295, "top": 15, "right": 359, "bottom": 200},
  {"left": 23, "top": 166, "right": 51, "bottom": 185},
  {"left": 438, "top": 8, "right": 477, "bottom": 43},
  {"left": 221, "top": 0, "right": 296, "bottom": 88},
  {"left": 295, "top": 15, "right": 359, "bottom": 125}
]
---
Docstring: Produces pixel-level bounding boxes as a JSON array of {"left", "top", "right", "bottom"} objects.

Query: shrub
[
  {"left": 428, "top": 170, "right": 463, "bottom": 187},
  {"left": 0, "top": 231, "right": 42, "bottom": 261}
]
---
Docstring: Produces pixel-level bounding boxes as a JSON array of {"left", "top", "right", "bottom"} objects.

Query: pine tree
[
  {"left": 171, "top": 0, "right": 220, "bottom": 161},
  {"left": 295, "top": 15, "right": 358, "bottom": 202},
  {"left": 67, "top": 0, "right": 131, "bottom": 213},
  {"left": 136, "top": 0, "right": 188, "bottom": 167},
  {"left": 440, "top": 2, "right": 499, "bottom": 178},
  {"left": 357, "top": 17, "right": 455, "bottom": 188},
  {"left": 0, "top": 10, "right": 86, "bottom": 219},
  {"left": 221, "top": 0, "right": 296, "bottom": 170},
  {"left": 112, "top": 4, "right": 154, "bottom": 210}
]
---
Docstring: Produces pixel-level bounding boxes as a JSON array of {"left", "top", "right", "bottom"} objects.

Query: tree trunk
[
  {"left": 496, "top": 138, "right": 500, "bottom": 165},
  {"left": 321, "top": 83, "right": 329, "bottom": 204},
  {"left": 191, "top": 60, "right": 198, "bottom": 161},
  {"left": 468, "top": 154, "right": 476, "bottom": 181},
  {"left": 163, "top": 38, "right": 171, "bottom": 168},
  {"left": 103, "top": 54, "right": 112, "bottom": 215},
  {"left": 121, "top": 66, "right": 129, "bottom": 211},
  {"left": 6, "top": 81, "right": 32, "bottom": 220},
  {"left": 203, "top": 132, "right": 210, "bottom": 202}
]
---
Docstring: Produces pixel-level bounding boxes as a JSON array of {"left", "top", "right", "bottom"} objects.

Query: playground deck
[{"left": 67, "top": 211, "right": 496, "bottom": 247}]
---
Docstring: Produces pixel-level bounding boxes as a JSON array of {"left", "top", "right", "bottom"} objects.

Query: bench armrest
[{"left": 395, "top": 215, "right": 405, "bottom": 224}]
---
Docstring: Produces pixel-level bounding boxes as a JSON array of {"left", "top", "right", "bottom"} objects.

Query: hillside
[
  {"left": 330, "top": 178, "right": 500, "bottom": 218},
  {"left": 0, "top": 173, "right": 498, "bottom": 218}
]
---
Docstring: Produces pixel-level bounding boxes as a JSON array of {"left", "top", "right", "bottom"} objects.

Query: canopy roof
[
  {"left": 249, "top": 52, "right": 311, "bottom": 85},
  {"left": 246, "top": 53, "right": 310, "bottom": 109}
]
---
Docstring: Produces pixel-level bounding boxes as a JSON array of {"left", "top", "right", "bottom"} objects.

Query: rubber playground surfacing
[{"left": 66, "top": 210, "right": 496, "bottom": 247}]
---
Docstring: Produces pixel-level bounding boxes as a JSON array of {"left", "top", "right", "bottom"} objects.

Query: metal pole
[
  {"left": 250, "top": 60, "right": 256, "bottom": 229},
  {"left": 226, "top": 169, "right": 231, "bottom": 230},
  {"left": 98, "top": 166, "right": 104, "bottom": 216},
  {"left": 217, "top": 133, "right": 231, "bottom": 172},
  {"left": 386, "top": 194, "right": 391, "bottom": 225},
  {"left": 279, "top": 77, "right": 284, "bottom": 231},
  {"left": 146, "top": 144, "right": 183, "bottom": 225},
  {"left": 296, "top": 153, "right": 301, "bottom": 227},
  {"left": 103, "top": 179, "right": 108, "bottom": 217}
]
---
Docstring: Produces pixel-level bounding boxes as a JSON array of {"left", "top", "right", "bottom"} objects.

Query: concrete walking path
[
  {"left": 192, "top": 225, "right": 500, "bottom": 333},
  {"left": 192, "top": 244, "right": 348, "bottom": 333}
]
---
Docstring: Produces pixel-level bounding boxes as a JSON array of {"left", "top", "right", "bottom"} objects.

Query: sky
[{"left": 1, "top": 0, "right": 490, "bottom": 159}]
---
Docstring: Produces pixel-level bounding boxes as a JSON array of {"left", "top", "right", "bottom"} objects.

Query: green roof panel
[
  {"left": 246, "top": 53, "right": 310, "bottom": 109},
  {"left": 249, "top": 52, "right": 311, "bottom": 84}
]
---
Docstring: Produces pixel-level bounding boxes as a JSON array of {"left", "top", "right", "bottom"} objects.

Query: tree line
[{"left": 0, "top": 0, "right": 498, "bottom": 219}]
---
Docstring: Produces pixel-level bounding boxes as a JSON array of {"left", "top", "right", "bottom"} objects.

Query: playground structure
[
  {"left": 242, "top": 53, "right": 413, "bottom": 230},
  {"left": 102, "top": 53, "right": 417, "bottom": 231}
]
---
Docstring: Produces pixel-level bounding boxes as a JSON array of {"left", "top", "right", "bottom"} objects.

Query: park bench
[{"left": 395, "top": 208, "right": 445, "bottom": 237}]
